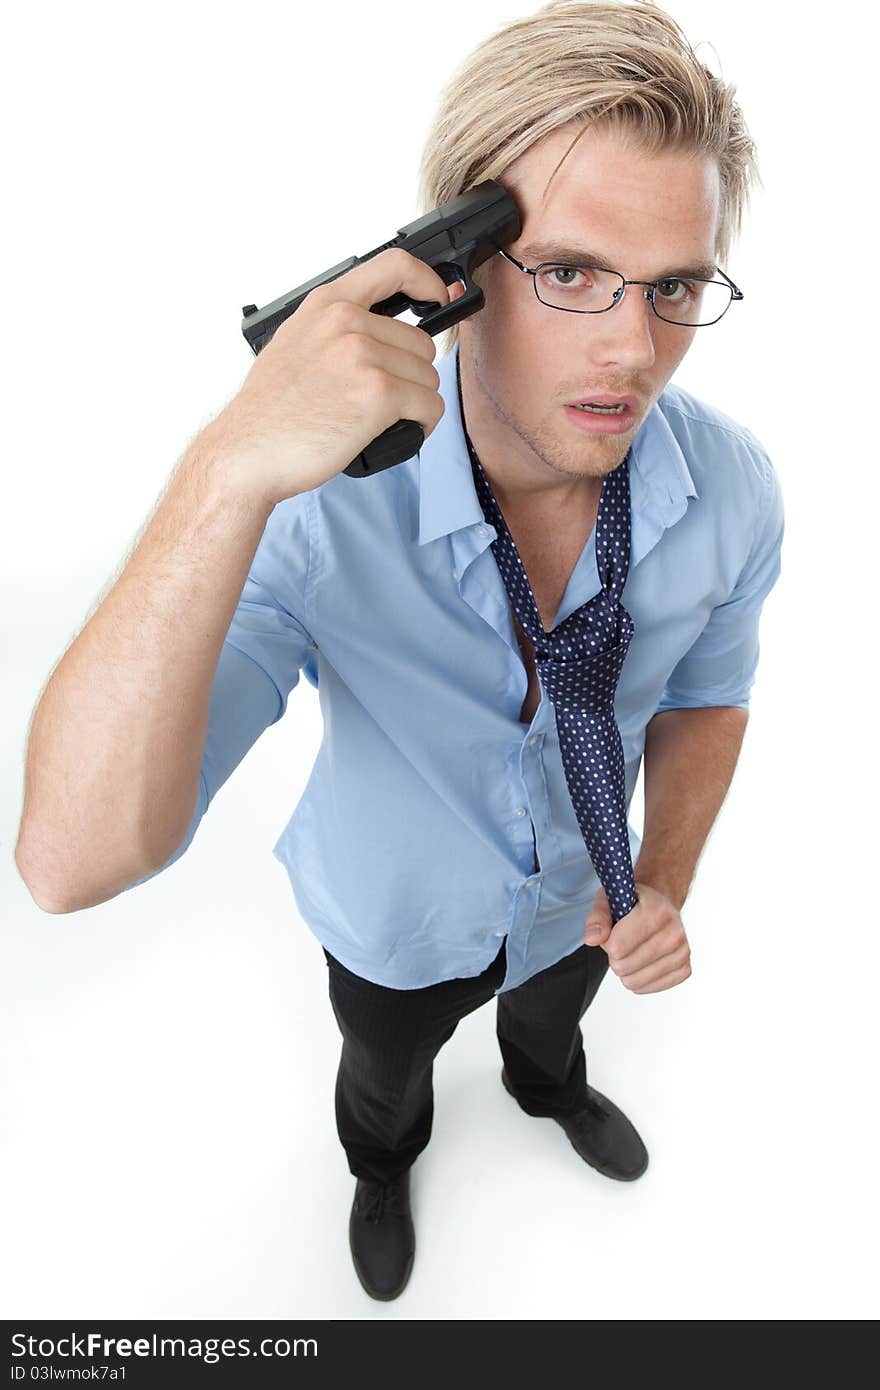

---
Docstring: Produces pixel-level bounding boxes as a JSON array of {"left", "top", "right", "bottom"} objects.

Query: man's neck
[{"left": 455, "top": 342, "right": 603, "bottom": 521}]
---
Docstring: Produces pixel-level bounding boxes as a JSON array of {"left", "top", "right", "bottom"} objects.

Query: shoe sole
[
  {"left": 350, "top": 1246, "right": 415, "bottom": 1301},
  {"left": 501, "top": 1068, "right": 649, "bottom": 1182}
]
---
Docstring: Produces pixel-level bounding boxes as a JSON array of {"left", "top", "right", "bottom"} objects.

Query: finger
[
  {"left": 332, "top": 245, "right": 452, "bottom": 319},
  {"left": 584, "top": 921, "right": 611, "bottom": 945},
  {"left": 612, "top": 923, "right": 684, "bottom": 975},
  {"left": 630, "top": 961, "right": 692, "bottom": 995},
  {"left": 628, "top": 961, "right": 689, "bottom": 995},
  {"left": 618, "top": 943, "right": 691, "bottom": 990},
  {"left": 338, "top": 301, "right": 440, "bottom": 364},
  {"left": 603, "top": 900, "right": 650, "bottom": 958},
  {"left": 338, "top": 276, "right": 466, "bottom": 368}
]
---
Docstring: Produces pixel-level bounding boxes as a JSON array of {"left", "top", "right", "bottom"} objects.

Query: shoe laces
[
  {"left": 571, "top": 1092, "right": 611, "bottom": 1128},
  {"left": 358, "top": 1176, "right": 408, "bottom": 1224}
]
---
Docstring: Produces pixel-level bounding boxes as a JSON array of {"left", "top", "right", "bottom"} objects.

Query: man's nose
[{"left": 591, "top": 285, "right": 658, "bottom": 366}]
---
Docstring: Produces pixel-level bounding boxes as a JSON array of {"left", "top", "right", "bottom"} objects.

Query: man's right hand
[{"left": 209, "top": 247, "right": 463, "bottom": 506}]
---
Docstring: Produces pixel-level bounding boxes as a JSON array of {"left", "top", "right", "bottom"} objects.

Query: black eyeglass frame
[{"left": 492, "top": 243, "right": 744, "bottom": 327}]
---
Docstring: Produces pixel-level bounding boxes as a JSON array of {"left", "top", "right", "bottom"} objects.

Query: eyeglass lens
[{"left": 535, "top": 264, "right": 733, "bottom": 326}]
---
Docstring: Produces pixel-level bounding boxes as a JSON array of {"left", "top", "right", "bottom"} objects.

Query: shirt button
[
  {"left": 514, "top": 807, "right": 527, "bottom": 818},
  {"left": 452, "top": 569, "right": 459, "bottom": 580},
  {"left": 529, "top": 735, "right": 539, "bottom": 747},
  {"left": 476, "top": 525, "right": 488, "bottom": 537}
]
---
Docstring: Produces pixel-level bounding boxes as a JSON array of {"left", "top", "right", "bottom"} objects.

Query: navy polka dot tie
[{"left": 458, "top": 375, "right": 639, "bottom": 924}]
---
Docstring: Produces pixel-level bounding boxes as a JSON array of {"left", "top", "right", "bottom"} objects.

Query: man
[
  {"left": 146, "top": 119, "right": 781, "bottom": 1298},
  {"left": 16, "top": 12, "right": 784, "bottom": 1305}
]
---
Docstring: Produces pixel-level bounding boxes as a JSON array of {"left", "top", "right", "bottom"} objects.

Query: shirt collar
[{"left": 417, "top": 339, "right": 698, "bottom": 551}]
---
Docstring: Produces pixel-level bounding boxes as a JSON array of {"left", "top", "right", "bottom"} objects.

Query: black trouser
[{"left": 322, "top": 937, "right": 610, "bottom": 1184}]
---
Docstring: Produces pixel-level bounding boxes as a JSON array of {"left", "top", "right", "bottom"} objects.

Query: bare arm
[
  {"left": 633, "top": 705, "right": 749, "bottom": 910},
  {"left": 14, "top": 423, "right": 278, "bottom": 914},
  {"left": 15, "top": 247, "right": 457, "bottom": 915}
]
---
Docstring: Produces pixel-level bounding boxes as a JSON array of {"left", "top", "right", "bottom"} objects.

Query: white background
[{"left": 2, "top": 0, "right": 876, "bottom": 1321}]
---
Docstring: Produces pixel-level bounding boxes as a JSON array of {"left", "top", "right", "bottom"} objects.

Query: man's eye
[
  {"left": 545, "top": 266, "right": 589, "bottom": 286},
  {"left": 657, "top": 278, "right": 693, "bottom": 300}
]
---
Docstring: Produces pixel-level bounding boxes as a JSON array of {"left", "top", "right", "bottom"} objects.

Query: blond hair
[{"left": 416, "top": 0, "right": 761, "bottom": 355}]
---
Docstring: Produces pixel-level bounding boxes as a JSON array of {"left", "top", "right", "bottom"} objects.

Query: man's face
[{"left": 457, "top": 123, "right": 721, "bottom": 495}]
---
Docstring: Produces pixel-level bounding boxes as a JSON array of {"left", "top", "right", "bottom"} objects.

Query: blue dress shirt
[{"left": 127, "top": 340, "right": 784, "bottom": 993}]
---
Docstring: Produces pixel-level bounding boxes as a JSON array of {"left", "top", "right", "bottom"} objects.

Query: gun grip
[{"left": 344, "top": 419, "right": 424, "bottom": 479}]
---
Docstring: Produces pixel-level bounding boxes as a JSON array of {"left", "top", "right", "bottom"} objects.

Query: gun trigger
[
  {"left": 408, "top": 297, "right": 443, "bottom": 316},
  {"left": 414, "top": 267, "right": 484, "bottom": 337}
]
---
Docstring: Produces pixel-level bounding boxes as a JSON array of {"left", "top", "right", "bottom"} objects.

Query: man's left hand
[{"left": 583, "top": 881, "right": 692, "bottom": 994}]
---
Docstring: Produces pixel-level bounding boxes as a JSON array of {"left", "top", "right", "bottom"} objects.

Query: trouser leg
[
  {"left": 496, "top": 942, "right": 610, "bottom": 1118},
  {"left": 323, "top": 943, "right": 507, "bottom": 1184}
]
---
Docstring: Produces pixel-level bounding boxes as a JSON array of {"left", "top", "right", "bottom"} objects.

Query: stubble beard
[{"left": 465, "top": 335, "right": 635, "bottom": 488}]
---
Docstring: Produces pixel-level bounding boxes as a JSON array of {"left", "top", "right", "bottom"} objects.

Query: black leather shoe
[
  {"left": 349, "top": 1170, "right": 415, "bottom": 1300},
  {"left": 501, "top": 1066, "right": 649, "bottom": 1181}
]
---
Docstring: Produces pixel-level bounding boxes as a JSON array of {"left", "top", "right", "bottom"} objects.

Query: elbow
[
  {"left": 14, "top": 833, "right": 69, "bottom": 913},
  {"left": 35, "top": 896, "right": 78, "bottom": 916},
  {"left": 19, "top": 874, "right": 126, "bottom": 915},
  {"left": 14, "top": 844, "right": 120, "bottom": 915},
  {"left": 17, "top": 866, "right": 76, "bottom": 915}
]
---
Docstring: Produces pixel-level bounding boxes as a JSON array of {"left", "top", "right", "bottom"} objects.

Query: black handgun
[{"left": 240, "top": 180, "right": 520, "bottom": 478}]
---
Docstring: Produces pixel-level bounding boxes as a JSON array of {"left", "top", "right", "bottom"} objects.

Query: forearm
[
  {"left": 634, "top": 706, "right": 749, "bottom": 911},
  {"left": 15, "top": 421, "right": 277, "bottom": 913}
]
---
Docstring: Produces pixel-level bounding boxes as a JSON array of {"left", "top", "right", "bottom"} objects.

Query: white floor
[
  {"left": 3, "top": 739, "right": 876, "bottom": 1320},
  {"left": 3, "top": 0, "right": 877, "bottom": 1328}
]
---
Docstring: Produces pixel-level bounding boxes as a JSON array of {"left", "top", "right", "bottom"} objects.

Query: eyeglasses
[{"left": 493, "top": 244, "right": 743, "bottom": 327}]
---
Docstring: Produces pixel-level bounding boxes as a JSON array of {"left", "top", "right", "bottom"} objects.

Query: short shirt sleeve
[
  {"left": 123, "top": 491, "right": 317, "bottom": 889},
  {"left": 655, "top": 453, "right": 785, "bottom": 712}
]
